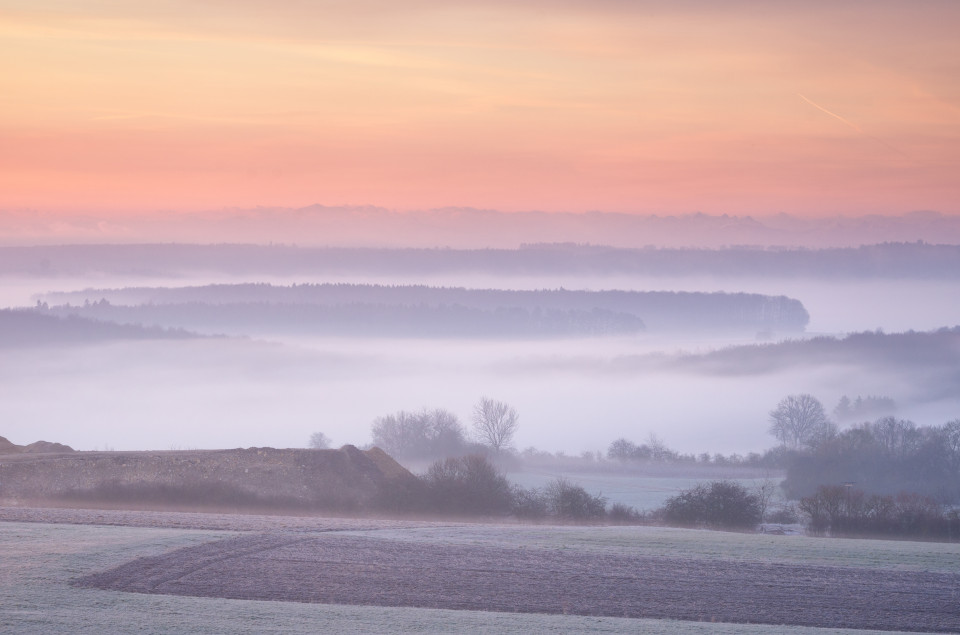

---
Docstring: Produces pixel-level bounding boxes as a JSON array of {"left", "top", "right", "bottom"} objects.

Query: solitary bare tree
[
  {"left": 768, "top": 394, "right": 834, "bottom": 450},
  {"left": 308, "top": 431, "right": 331, "bottom": 449},
  {"left": 472, "top": 397, "right": 519, "bottom": 452}
]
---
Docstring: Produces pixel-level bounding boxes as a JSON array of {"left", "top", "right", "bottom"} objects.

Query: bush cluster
[
  {"left": 422, "top": 455, "right": 515, "bottom": 516},
  {"left": 784, "top": 417, "right": 960, "bottom": 503},
  {"left": 799, "top": 485, "right": 960, "bottom": 540},
  {"left": 659, "top": 481, "right": 762, "bottom": 529},
  {"left": 420, "top": 455, "right": 612, "bottom": 522},
  {"left": 605, "top": 437, "right": 791, "bottom": 470},
  {"left": 371, "top": 408, "right": 476, "bottom": 461}
]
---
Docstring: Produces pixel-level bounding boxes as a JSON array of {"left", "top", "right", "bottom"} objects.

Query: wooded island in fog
[{"left": 34, "top": 283, "right": 807, "bottom": 336}]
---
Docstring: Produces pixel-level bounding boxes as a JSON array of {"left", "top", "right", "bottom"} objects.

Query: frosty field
[{"left": 3, "top": 507, "right": 958, "bottom": 634}]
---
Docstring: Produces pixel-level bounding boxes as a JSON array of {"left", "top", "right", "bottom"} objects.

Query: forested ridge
[
  {"left": 0, "top": 309, "right": 199, "bottom": 347},
  {"left": 4, "top": 242, "right": 960, "bottom": 278},
  {"left": 670, "top": 327, "right": 960, "bottom": 373},
  {"left": 38, "top": 283, "right": 808, "bottom": 335}
]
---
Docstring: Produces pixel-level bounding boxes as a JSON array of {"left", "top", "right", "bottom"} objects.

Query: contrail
[
  {"left": 797, "top": 93, "right": 909, "bottom": 159},
  {"left": 797, "top": 93, "right": 863, "bottom": 133}
]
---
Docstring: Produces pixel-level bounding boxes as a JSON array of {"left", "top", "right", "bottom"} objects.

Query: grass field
[{"left": 3, "top": 507, "right": 956, "bottom": 633}]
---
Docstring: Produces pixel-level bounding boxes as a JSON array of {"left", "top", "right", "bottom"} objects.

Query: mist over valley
[
  {"left": 6, "top": 3, "right": 960, "bottom": 630},
  {"left": 1, "top": 247, "right": 956, "bottom": 458}
]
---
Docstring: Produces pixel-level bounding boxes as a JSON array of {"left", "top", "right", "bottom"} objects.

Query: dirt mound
[
  {"left": 0, "top": 437, "right": 75, "bottom": 454},
  {"left": 0, "top": 436, "right": 19, "bottom": 454},
  {"left": 20, "top": 441, "right": 74, "bottom": 454},
  {"left": 0, "top": 445, "right": 419, "bottom": 513},
  {"left": 364, "top": 446, "right": 419, "bottom": 482}
]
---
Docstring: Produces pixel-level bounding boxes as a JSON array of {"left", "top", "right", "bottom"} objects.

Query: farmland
[{"left": 3, "top": 507, "right": 958, "bottom": 633}]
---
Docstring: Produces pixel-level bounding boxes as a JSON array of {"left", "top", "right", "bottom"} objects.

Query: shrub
[
  {"left": 799, "top": 485, "right": 960, "bottom": 540},
  {"left": 422, "top": 454, "right": 514, "bottom": 516},
  {"left": 766, "top": 503, "right": 800, "bottom": 525},
  {"left": 544, "top": 477, "right": 607, "bottom": 520},
  {"left": 608, "top": 502, "right": 643, "bottom": 524},
  {"left": 511, "top": 486, "right": 548, "bottom": 520},
  {"left": 660, "top": 481, "right": 761, "bottom": 529}
]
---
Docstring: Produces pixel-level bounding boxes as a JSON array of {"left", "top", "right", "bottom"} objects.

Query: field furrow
[{"left": 75, "top": 533, "right": 960, "bottom": 632}]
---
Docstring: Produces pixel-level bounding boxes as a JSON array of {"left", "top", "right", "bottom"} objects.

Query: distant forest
[
  {"left": 3, "top": 242, "right": 960, "bottom": 278},
  {"left": 6, "top": 208, "right": 960, "bottom": 249},
  {"left": 39, "top": 301, "right": 643, "bottom": 338},
  {"left": 668, "top": 328, "right": 960, "bottom": 375},
  {"left": 37, "top": 283, "right": 808, "bottom": 336},
  {"left": 0, "top": 309, "right": 199, "bottom": 348}
]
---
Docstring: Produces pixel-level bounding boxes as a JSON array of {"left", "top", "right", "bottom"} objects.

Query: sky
[{"left": 2, "top": 0, "right": 959, "bottom": 218}]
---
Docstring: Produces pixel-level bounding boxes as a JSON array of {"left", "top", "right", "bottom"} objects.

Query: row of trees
[
  {"left": 783, "top": 416, "right": 960, "bottom": 502},
  {"left": 833, "top": 395, "right": 896, "bottom": 422},
  {"left": 769, "top": 392, "right": 903, "bottom": 450},
  {"left": 46, "top": 299, "right": 646, "bottom": 337},
  {"left": 417, "top": 457, "right": 960, "bottom": 540},
  {"left": 366, "top": 398, "right": 519, "bottom": 461},
  {"left": 607, "top": 435, "right": 678, "bottom": 462},
  {"left": 420, "top": 458, "right": 776, "bottom": 530},
  {"left": 48, "top": 280, "right": 810, "bottom": 332},
  {"left": 800, "top": 485, "right": 960, "bottom": 540},
  {"left": 419, "top": 455, "right": 610, "bottom": 521}
]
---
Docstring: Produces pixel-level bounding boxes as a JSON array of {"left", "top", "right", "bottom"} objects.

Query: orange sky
[{"left": 2, "top": 1, "right": 959, "bottom": 216}]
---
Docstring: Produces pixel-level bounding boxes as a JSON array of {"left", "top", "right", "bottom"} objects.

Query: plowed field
[{"left": 75, "top": 532, "right": 960, "bottom": 632}]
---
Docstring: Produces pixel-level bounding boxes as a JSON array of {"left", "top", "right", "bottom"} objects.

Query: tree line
[
  {"left": 7, "top": 241, "right": 960, "bottom": 279},
  {"left": 380, "top": 451, "right": 763, "bottom": 527},
  {"left": 367, "top": 399, "right": 520, "bottom": 461},
  {"left": 0, "top": 308, "right": 198, "bottom": 348},
  {"left": 40, "top": 300, "right": 644, "bottom": 338},
  {"left": 39, "top": 282, "right": 810, "bottom": 333},
  {"left": 781, "top": 414, "right": 960, "bottom": 503}
]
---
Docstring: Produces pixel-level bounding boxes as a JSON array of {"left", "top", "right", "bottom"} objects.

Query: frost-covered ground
[{"left": 2, "top": 507, "right": 956, "bottom": 634}]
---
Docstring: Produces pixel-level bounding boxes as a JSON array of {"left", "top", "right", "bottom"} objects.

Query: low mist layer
[
  {"left": 3, "top": 209, "right": 960, "bottom": 249},
  {"left": 2, "top": 327, "right": 955, "bottom": 457}
]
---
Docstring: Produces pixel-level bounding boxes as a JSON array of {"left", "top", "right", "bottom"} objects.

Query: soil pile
[
  {"left": 0, "top": 436, "right": 75, "bottom": 455},
  {"left": 0, "top": 445, "right": 419, "bottom": 513},
  {"left": 21, "top": 441, "right": 76, "bottom": 454},
  {"left": 0, "top": 436, "right": 18, "bottom": 454}
]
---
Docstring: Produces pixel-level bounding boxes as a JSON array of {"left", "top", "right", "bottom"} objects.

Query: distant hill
[
  {"left": 0, "top": 309, "right": 203, "bottom": 348},
  {"left": 668, "top": 327, "right": 960, "bottom": 375},
  {"left": 37, "top": 283, "right": 809, "bottom": 336},
  {"left": 3, "top": 207, "right": 960, "bottom": 248},
  {"left": 4, "top": 241, "right": 960, "bottom": 279}
]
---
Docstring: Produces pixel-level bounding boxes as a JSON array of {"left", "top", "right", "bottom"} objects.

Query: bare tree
[
  {"left": 371, "top": 408, "right": 467, "bottom": 460},
  {"left": 943, "top": 419, "right": 960, "bottom": 458},
  {"left": 308, "top": 431, "right": 331, "bottom": 449},
  {"left": 472, "top": 397, "right": 519, "bottom": 452},
  {"left": 753, "top": 476, "right": 779, "bottom": 523},
  {"left": 768, "top": 394, "right": 834, "bottom": 449},
  {"left": 607, "top": 437, "right": 638, "bottom": 461}
]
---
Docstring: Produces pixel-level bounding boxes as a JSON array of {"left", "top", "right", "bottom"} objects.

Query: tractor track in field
[{"left": 74, "top": 532, "right": 960, "bottom": 632}]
